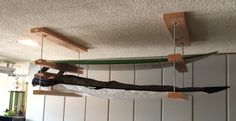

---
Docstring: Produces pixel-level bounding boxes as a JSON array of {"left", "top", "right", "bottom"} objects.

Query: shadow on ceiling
[
  {"left": 46, "top": 27, "right": 92, "bottom": 49},
  {"left": 49, "top": 11, "right": 236, "bottom": 49},
  {"left": 187, "top": 11, "right": 236, "bottom": 42}
]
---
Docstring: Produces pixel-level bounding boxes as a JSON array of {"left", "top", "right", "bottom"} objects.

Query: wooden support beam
[
  {"left": 31, "top": 27, "right": 88, "bottom": 52},
  {"left": 33, "top": 90, "right": 82, "bottom": 97},
  {"left": 167, "top": 92, "right": 189, "bottom": 101},
  {"left": 35, "top": 72, "right": 60, "bottom": 80},
  {"left": 163, "top": 12, "right": 190, "bottom": 46},
  {"left": 35, "top": 59, "right": 83, "bottom": 74},
  {"left": 168, "top": 54, "right": 188, "bottom": 72},
  {"left": 39, "top": 67, "right": 49, "bottom": 73}
]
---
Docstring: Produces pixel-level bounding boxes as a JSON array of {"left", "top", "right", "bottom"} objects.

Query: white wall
[
  {"left": 0, "top": 62, "right": 29, "bottom": 115},
  {"left": 0, "top": 76, "right": 15, "bottom": 115},
  {"left": 26, "top": 54, "right": 235, "bottom": 121}
]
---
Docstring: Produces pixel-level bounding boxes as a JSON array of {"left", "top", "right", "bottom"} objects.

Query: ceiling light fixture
[{"left": 17, "top": 39, "right": 39, "bottom": 47}]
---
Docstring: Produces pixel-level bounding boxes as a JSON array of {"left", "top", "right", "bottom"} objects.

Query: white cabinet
[
  {"left": 86, "top": 68, "right": 109, "bottom": 121},
  {"left": 135, "top": 69, "right": 162, "bottom": 121},
  {"left": 163, "top": 64, "right": 192, "bottom": 121},
  {"left": 109, "top": 69, "right": 134, "bottom": 121},
  {"left": 229, "top": 55, "right": 236, "bottom": 120},
  {"left": 194, "top": 55, "right": 226, "bottom": 121},
  {"left": 44, "top": 96, "right": 64, "bottom": 121}
]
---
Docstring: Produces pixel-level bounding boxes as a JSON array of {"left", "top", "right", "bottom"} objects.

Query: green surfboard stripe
[{"left": 50, "top": 51, "right": 217, "bottom": 65}]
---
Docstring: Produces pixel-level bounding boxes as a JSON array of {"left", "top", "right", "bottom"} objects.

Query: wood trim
[
  {"left": 167, "top": 92, "right": 189, "bottom": 101},
  {"left": 35, "top": 59, "right": 83, "bottom": 74},
  {"left": 163, "top": 12, "right": 190, "bottom": 46},
  {"left": 31, "top": 27, "right": 88, "bottom": 52},
  {"left": 175, "top": 63, "right": 188, "bottom": 72},
  {"left": 35, "top": 72, "right": 60, "bottom": 80},
  {"left": 168, "top": 53, "right": 184, "bottom": 62},
  {"left": 168, "top": 54, "right": 188, "bottom": 72},
  {"left": 40, "top": 67, "right": 49, "bottom": 73},
  {"left": 33, "top": 90, "right": 82, "bottom": 97}
]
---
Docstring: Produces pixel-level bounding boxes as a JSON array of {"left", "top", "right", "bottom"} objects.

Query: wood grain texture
[
  {"left": 33, "top": 90, "right": 82, "bottom": 97},
  {"left": 35, "top": 72, "right": 62, "bottom": 80},
  {"left": 163, "top": 12, "right": 190, "bottom": 46},
  {"left": 31, "top": 27, "right": 88, "bottom": 52},
  {"left": 167, "top": 92, "right": 189, "bottom": 101},
  {"left": 168, "top": 54, "right": 188, "bottom": 72},
  {"left": 35, "top": 59, "right": 83, "bottom": 74}
]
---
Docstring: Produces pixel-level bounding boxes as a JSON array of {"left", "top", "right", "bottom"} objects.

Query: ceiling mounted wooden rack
[
  {"left": 31, "top": 27, "right": 88, "bottom": 52},
  {"left": 167, "top": 92, "right": 189, "bottom": 101},
  {"left": 163, "top": 12, "right": 191, "bottom": 46}
]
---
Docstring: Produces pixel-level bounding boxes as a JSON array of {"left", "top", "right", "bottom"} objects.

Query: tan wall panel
[
  {"left": 229, "top": 55, "right": 236, "bottom": 120},
  {"left": 109, "top": 70, "right": 134, "bottom": 121},
  {"left": 194, "top": 55, "right": 226, "bottom": 121},
  {"left": 44, "top": 96, "right": 64, "bottom": 121},
  {"left": 64, "top": 66, "right": 87, "bottom": 121},
  {"left": 163, "top": 64, "right": 192, "bottom": 121},
  {"left": 135, "top": 69, "right": 162, "bottom": 121}
]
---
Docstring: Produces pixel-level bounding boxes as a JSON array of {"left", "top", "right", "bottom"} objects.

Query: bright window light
[
  {"left": 17, "top": 39, "right": 39, "bottom": 47},
  {"left": 0, "top": 73, "right": 8, "bottom": 77}
]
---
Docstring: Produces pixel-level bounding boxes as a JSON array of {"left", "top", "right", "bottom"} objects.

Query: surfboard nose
[{"left": 204, "top": 86, "right": 229, "bottom": 93}]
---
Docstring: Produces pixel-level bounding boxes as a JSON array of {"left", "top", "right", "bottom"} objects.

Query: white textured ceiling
[{"left": 0, "top": 0, "right": 236, "bottom": 62}]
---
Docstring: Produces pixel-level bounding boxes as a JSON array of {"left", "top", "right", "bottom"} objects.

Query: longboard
[
  {"left": 45, "top": 51, "right": 217, "bottom": 70},
  {"left": 32, "top": 74, "right": 229, "bottom": 99}
]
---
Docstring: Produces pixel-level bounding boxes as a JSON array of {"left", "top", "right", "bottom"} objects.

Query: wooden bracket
[
  {"left": 31, "top": 27, "right": 88, "bottom": 52},
  {"left": 167, "top": 92, "right": 189, "bottom": 101},
  {"left": 38, "top": 67, "right": 49, "bottom": 73},
  {"left": 33, "top": 90, "right": 82, "bottom": 97},
  {"left": 163, "top": 12, "right": 190, "bottom": 46},
  {"left": 168, "top": 53, "right": 188, "bottom": 72},
  {"left": 35, "top": 59, "right": 83, "bottom": 74},
  {"left": 35, "top": 72, "right": 61, "bottom": 80}
]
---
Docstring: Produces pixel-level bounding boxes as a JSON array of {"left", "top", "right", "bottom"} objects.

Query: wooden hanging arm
[
  {"left": 163, "top": 12, "right": 190, "bottom": 46},
  {"left": 33, "top": 90, "right": 82, "bottom": 97},
  {"left": 167, "top": 92, "right": 189, "bottom": 101},
  {"left": 35, "top": 59, "right": 83, "bottom": 74},
  {"left": 168, "top": 53, "right": 188, "bottom": 72},
  {"left": 31, "top": 27, "right": 88, "bottom": 52},
  {"left": 35, "top": 72, "right": 62, "bottom": 80}
]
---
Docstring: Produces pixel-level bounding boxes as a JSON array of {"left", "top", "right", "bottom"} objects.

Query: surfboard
[
  {"left": 32, "top": 74, "right": 229, "bottom": 99},
  {"left": 45, "top": 51, "right": 217, "bottom": 70}
]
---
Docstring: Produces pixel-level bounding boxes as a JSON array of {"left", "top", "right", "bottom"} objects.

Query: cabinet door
[
  {"left": 194, "top": 55, "right": 226, "bottom": 121},
  {"left": 86, "top": 67, "right": 109, "bottom": 121},
  {"left": 64, "top": 66, "right": 87, "bottom": 121},
  {"left": 44, "top": 96, "right": 64, "bottom": 121},
  {"left": 109, "top": 69, "right": 134, "bottom": 121},
  {"left": 64, "top": 97, "right": 85, "bottom": 121},
  {"left": 229, "top": 54, "right": 236, "bottom": 120},
  {"left": 26, "top": 95, "right": 45, "bottom": 121},
  {"left": 135, "top": 69, "right": 162, "bottom": 121},
  {"left": 163, "top": 64, "right": 192, "bottom": 121}
]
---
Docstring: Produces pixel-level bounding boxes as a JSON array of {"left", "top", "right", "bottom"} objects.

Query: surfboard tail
[{"left": 203, "top": 86, "right": 229, "bottom": 93}]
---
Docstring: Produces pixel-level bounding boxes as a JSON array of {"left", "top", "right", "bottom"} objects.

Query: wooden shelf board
[
  {"left": 35, "top": 59, "right": 83, "bottom": 74},
  {"left": 167, "top": 92, "right": 189, "bottom": 101},
  {"left": 31, "top": 27, "right": 88, "bottom": 52},
  {"left": 33, "top": 90, "right": 82, "bottom": 97},
  {"left": 168, "top": 54, "right": 188, "bottom": 72},
  {"left": 163, "top": 12, "right": 191, "bottom": 46}
]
